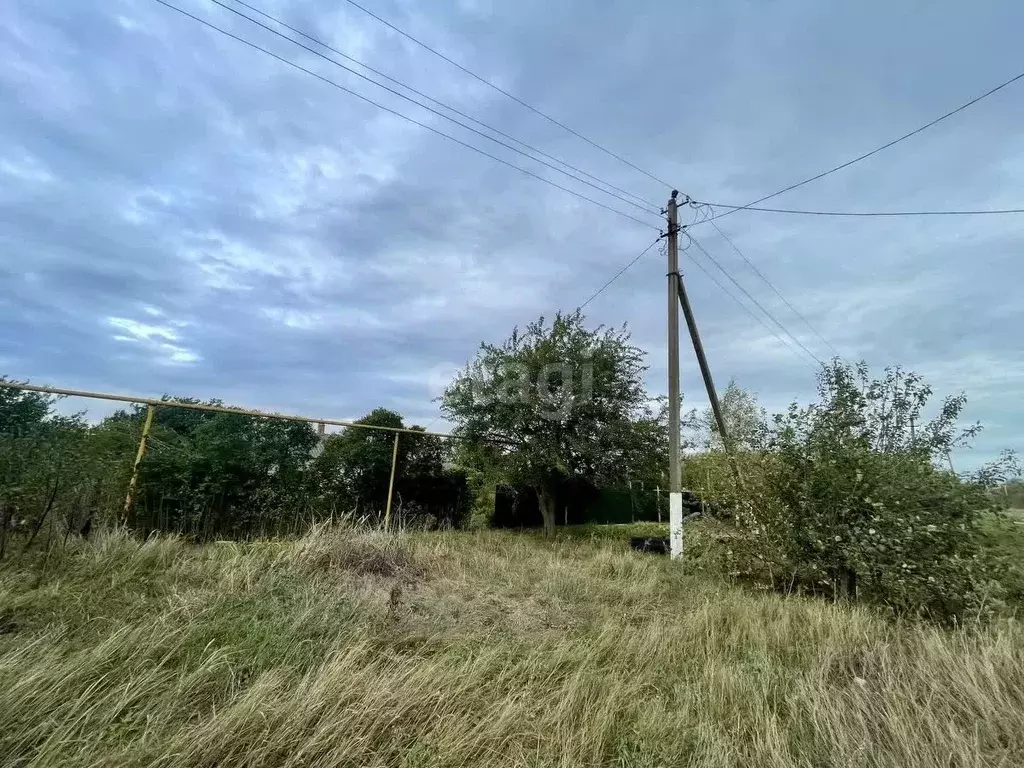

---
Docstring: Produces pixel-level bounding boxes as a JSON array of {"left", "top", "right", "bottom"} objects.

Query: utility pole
[{"left": 665, "top": 191, "right": 683, "bottom": 559}]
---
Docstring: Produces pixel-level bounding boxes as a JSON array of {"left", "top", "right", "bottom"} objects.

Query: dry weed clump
[{"left": 290, "top": 524, "right": 423, "bottom": 580}]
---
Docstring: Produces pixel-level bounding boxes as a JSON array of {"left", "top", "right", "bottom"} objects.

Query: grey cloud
[{"left": 1, "top": 0, "right": 1021, "bottom": 466}]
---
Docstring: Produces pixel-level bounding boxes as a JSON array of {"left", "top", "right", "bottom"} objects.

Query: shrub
[{"left": 730, "top": 362, "right": 1018, "bottom": 623}]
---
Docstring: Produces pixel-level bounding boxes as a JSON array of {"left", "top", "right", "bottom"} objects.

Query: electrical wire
[
  {"left": 697, "top": 68, "right": 1024, "bottom": 225},
  {"left": 577, "top": 232, "right": 822, "bottom": 371},
  {"left": 574, "top": 202, "right": 831, "bottom": 371},
  {"left": 578, "top": 236, "right": 663, "bottom": 310},
  {"left": 572, "top": 213, "right": 827, "bottom": 369},
  {"left": 150, "top": 0, "right": 661, "bottom": 231},
  {"left": 703, "top": 216, "right": 842, "bottom": 359},
  {"left": 688, "top": 200, "right": 712, "bottom": 227},
  {"left": 203, "top": 0, "right": 661, "bottom": 217},
  {"left": 688, "top": 236, "right": 826, "bottom": 367},
  {"left": 338, "top": 0, "right": 675, "bottom": 189},
  {"left": 683, "top": 242, "right": 823, "bottom": 370},
  {"left": 693, "top": 201, "right": 1024, "bottom": 217},
  {"left": 223, "top": 0, "right": 662, "bottom": 213},
  {"left": 162, "top": 0, "right": 1013, "bottom": 371},
  {"left": 578, "top": 66, "right": 1024, "bottom": 324}
]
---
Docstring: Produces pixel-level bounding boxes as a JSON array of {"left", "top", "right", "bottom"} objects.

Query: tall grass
[{"left": 1, "top": 526, "right": 1023, "bottom": 767}]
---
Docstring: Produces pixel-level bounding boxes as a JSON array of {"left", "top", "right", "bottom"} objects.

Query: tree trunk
[
  {"left": 835, "top": 566, "right": 858, "bottom": 602},
  {"left": 536, "top": 484, "right": 557, "bottom": 538},
  {"left": 0, "top": 502, "right": 11, "bottom": 561}
]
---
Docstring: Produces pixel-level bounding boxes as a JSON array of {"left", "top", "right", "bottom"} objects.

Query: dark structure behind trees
[{"left": 491, "top": 481, "right": 708, "bottom": 528}]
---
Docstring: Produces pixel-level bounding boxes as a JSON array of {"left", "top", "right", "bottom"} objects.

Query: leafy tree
[
  {"left": 309, "top": 409, "right": 464, "bottom": 525},
  {"left": 450, "top": 438, "right": 505, "bottom": 530},
  {"left": 698, "top": 379, "right": 768, "bottom": 452},
  {"left": 681, "top": 381, "right": 768, "bottom": 515},
  {"left": 738, "top": 361, "right": 1015, "bottom": 621},
  {"left": 442, "top": 310, "right": 664, "bottom": 537},
  {"left": 1, "top": 383, "right": 60, "bottom": 555},
  {"left": 1, "top": 381, "right": 136, "bottom": 556},
  {"left": 397, "top": 429, "right": 465, "bottom": 527},
  {"left": 1, "top": 376, "right": 466, "bottom": 542},
  {"left": 0, "top": 378, "right": 53, "bottom": 437},
  {"left": 310, "top": 408, "right": 404, "bottom": 516},
  {"left": 113, "top": 399, "right": 319, "bottom": 536}
]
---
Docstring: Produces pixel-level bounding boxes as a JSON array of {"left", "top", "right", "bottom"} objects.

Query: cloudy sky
[{"left": 1, "top": 0, "right": 1021, "bottom": 468}]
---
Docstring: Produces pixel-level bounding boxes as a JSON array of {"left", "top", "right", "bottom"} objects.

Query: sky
[{"left": 1, "top": 0, "right": 1021, "bottom": 469}]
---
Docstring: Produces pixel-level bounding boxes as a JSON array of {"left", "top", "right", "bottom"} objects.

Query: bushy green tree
[
  {"left": 682, "top": 381, "right": 769, "bottom": 520},
  {"left": 0, "top": 379, "right": 52, "bottom": 436},
  {"left": 1, "top": 380, "right": 136, "bottom": 556},
  {"left": 309, "top": 409, "right": 404, "bottom": 515},
  {"left": 308, "top": 409, "right": 465, "bottom": 526},
  {"left": 117, "top": 399, "right": 318, "bottom": 536},
  {"left": 442, "top": 310, "right": 665, "bottom": 537},
  {"left": 2, "top": 378, "right": 467, "bottom": 541},
  {"left": 740, "top": 361, "right": 1015, "bottom": 621},
  {"left": 1000, "top": 480, "right": 1024, "bottom": 510}
]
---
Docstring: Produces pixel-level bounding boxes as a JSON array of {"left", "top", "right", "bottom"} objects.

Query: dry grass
[{"left": 1, "top": 525, "right": 1023, "bottom": 767}]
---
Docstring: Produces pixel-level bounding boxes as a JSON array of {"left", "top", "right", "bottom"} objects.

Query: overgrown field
[{"left": 2, "top": 526, "right": 1024, "bottom": 767}]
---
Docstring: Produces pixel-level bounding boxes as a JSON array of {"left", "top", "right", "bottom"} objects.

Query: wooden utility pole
[{"left": 665, "top": 191, "right": 683, "bottom": 558}]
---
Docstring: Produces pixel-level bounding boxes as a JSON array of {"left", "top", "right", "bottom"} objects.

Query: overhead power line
[
  {"left": 694, "top": 201, "right": 1024, "bottom": 218},
  {"left": 689, "top": 237, "right": 826, "bottom": 367},
  {"left": 683, "top": 241, "right": 823, "bottom": 370},
  {"left": 578, "top": 236, "right": 663, "bottom": 310},
  {"left": 338, "top": 0, "right": 674, "bottom": 189},
  {"left": 683, "top": 199, "right": 840, "bottom": 361},
  {"left": 205, "top": 0, "right": 661, "bottom": 218},
  {"left": 659, "top": 69, "right": 1024, "bottom": 366},
  {"left": 700, "top": 68, "right": 1024, "bottom": 225},
  {"left": 574, "top": 68, "right": 1024, "bottom": 324},
  {"left": 217, "top": 0, "right": 661, "bottom": 214},
  {"left": 150, "top": 0, "right": 660, "bottom": 231},
  {"left": 707, "top": 220, "right": 842, "bottom": 359},
  {"left": 577, "top": 232, "right": 824, "bottom": 370}
]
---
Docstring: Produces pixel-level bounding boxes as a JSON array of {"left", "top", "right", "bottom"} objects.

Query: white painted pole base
[{"left": 669, "top": 492, "right": 683, "bottom": 559}]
